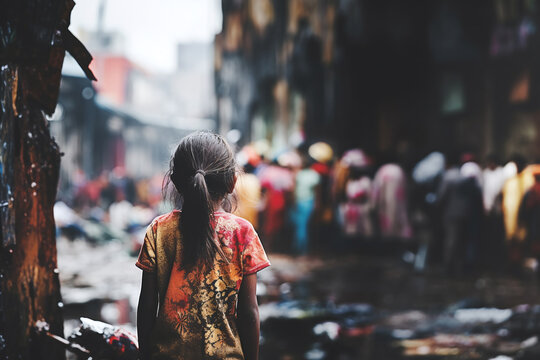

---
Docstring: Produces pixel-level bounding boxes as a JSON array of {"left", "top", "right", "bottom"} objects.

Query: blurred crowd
[
  {"left": 408, "top": 151, "right": 540, "bottom": 276},
  {"left": 233, "top": 143, "right": 413, "bottom": 256},
  {"left": 53, "top": 167, "right": 165, "bottom": 253},
  {"left": 53, "top": 140, "right": 540, "bottom": 276},
  {"left": 234, "top": 142, "right": 540, "bottom": 276}
]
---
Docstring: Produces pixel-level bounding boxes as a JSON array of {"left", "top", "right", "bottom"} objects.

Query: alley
[{"left": 58, "top": 235, "right": 540, "bottom": 359}]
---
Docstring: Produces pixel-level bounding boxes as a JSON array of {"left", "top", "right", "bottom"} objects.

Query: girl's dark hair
[{"left": 168, "top": 132, "right": 236, "bottom": 271}]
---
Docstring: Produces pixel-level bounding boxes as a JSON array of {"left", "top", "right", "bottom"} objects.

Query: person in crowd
[
  {"left": 137, "top": 132, "right": 270, "bottom": 360},
  {"left": 334, "top": 149, "right": 374, "bottom": 243},
  {"left": 438, "top": 158, "right": 484, "bottom": 275},
  {"left": 257, "top": 158, "right": 295, "bottom": 252},
  {"left": 332, "top": 155, "right": 351, "bottom": 205},
  {"left": 70, "top": 168, "right": 88, "bottom": 209},
  {"left": 518, "top": 165, "right": 540, "bottom": 264},
  {"left": 99, "top": 171, "right": 116, "bottom": 210},
  {"left": 437, "top": 155, "right": 461, "bottom": 271},
  {"left": 338, "top": 157, "right": 374, "bottom": 240},
  {"left": 135, "top": 178, "right": 152, "bottom": 207},
  {"left": 410, "top": 151, "right": 446, "bottom": 266},
  {"left": 502, "top": 154, "right": 534, "bottom": 265},
  {"left": 234, "top": 162, "right": 262, "bottom": 230},
  {"left": 109, "top": 189, "right": 134, "bottom": 231},
  {"left": 483, "top": 154, "right": 506, "bottom": 213},
  {"left": 372, "top": 163, "right": 412, "bottom": 240},
  {"left": 110, "top": 166, "right": 137, "bottom": 204},
  {"left": 308, "top": 142, "right": 335, "bottom": 251},
  {"left": 290, "top": 155, "right": 321, "bottom": 254},
  {"left": 481, "top": 154, "right": 508, "bottom": 270}
]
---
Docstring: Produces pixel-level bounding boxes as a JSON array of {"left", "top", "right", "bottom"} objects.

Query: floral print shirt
[{"left": 136, "top": 210, "right": 270, "bottom": 359}]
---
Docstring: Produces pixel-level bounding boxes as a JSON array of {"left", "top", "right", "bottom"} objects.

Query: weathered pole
[{"left": 0, "top": 0, "right": 95, "bottom": 358}]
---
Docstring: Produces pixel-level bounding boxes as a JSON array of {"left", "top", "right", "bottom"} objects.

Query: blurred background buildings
[
  {"left": 53, "top": 0, "right": 540, "bottom": 188},
  {"left": 216, "top": 0, "right": 540, "bottom": 167},
  {"left": 52, "top": 0, "right": 216, "bottom": 189}
]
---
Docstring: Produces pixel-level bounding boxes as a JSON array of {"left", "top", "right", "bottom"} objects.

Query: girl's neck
[{"left": 212, "top": 200, "right": 225, "bottom": 213}]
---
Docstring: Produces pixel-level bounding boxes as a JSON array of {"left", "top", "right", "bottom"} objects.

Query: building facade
[{"left": 216, "top": 0, "right": 540, "bottom": 165}]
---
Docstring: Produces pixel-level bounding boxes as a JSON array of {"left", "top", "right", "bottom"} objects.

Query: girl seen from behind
[{"left": 136, "top": 132, "right": 270, "bottom": 360}]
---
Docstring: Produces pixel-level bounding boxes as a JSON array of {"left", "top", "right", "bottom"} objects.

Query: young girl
[{"left": 136, "top": 132, "right": 270, "bottom": 360}]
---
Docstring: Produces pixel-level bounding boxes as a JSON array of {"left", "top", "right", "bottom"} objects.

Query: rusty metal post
[
  {"left": 0, "top": 67, "right": 64, "bottom": 359},
  {"left": 0, "top": 0, "right": 95, "bottom": 358}
]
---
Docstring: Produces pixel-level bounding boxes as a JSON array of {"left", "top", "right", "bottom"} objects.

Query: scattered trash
[
  {"left": 313, "top": 322, "right": 340, "bottom": 340},
  {"left": 454, "top": 308, "right": 513, "bottom": 324},
  {"left": 521, "top": 336, "right": 538, "bottom": 349},
  {"left": 392, "top": 329, "right": 415, "bottom": 339},
  {"left": 54, "top": 218, "right": 540, "bottom": 360},
  {"left": 68, "top": 318, "right": 138, "bottom": 360},
  {"left": 36, "top": 318, "right": 138, "bottom": 359},
  {"left": 304, "top": 346, "right": 326, "bottom": 360}
]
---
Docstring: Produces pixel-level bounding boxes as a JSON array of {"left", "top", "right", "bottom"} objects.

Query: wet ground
[{"left": 56, "top": 237, "right": 540, "bottom": 359}]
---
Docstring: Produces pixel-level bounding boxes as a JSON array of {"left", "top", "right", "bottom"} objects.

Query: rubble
[
  {"left": 56, "top": 226, "right": 540, "bottom": 360},
  {"left": 36, "top": 318, "right": 138, "bottom": 360}
]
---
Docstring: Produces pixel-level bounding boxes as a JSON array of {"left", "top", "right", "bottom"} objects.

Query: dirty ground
[{"left": 57, "top": 237, "right": 540, "bottom": 359}]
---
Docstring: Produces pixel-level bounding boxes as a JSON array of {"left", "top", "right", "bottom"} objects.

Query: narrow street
[{"left": 58, "top": 236, "right": 540, "bottom": 359}]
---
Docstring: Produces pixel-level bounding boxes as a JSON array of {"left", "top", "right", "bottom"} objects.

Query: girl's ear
[{"left": 228, "top": 174, "right": 238, "bottom": 194}]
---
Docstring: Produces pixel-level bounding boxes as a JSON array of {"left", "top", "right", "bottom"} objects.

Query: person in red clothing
[{"left": 137, "top": 132, "right": 270, "bottom": 360}]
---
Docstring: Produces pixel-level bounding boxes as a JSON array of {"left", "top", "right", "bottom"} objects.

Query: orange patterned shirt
[{"left": 136, "top": 210, "right": 270, "bottom": 359}]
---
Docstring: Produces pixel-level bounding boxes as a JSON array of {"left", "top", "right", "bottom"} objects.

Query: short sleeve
[
  {"left": 136, "top": 221, "right": 157, "bottom": 273},
  {"left": 242, "top": 225, "right": 271, "bottom": 275}
]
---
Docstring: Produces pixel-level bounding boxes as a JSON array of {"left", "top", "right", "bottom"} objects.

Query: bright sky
[{"left": 70, "top": 0, "right": 222, "bottom": 73}]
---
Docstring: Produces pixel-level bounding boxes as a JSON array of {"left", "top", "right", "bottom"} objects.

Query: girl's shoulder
[
  {"left": 150, "top": 210, "right": 257, "bottom": 237},
  {"left": 150, "top": 210, "right": 180, "bottom": 229},
  {"left": 214, "top": 211, "right": 256, "bottom": 234}
]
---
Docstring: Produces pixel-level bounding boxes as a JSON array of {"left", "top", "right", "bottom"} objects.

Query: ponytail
[
  {"left": 179, "top": 170, "right": 229, "bottom": 271},
  {"left": 179, "top": 170, "right": 212, "bottom": 271},
  {"left": 169, "top": 132, "right": 236, "bottom": 272}
]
